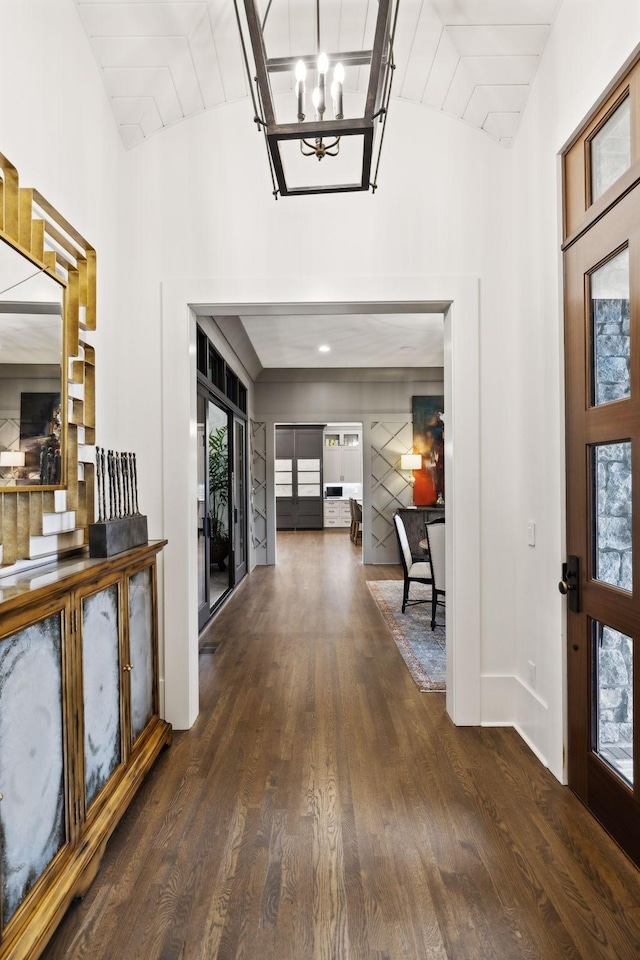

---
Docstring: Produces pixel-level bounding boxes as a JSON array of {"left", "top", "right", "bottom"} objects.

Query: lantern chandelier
[{"left": 233, "top": 0, "right": 399, "bottom": 198}]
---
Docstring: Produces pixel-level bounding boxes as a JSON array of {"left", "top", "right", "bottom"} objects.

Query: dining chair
[
  {"left": 349, "top": 498, "right": 359, "bottom": 542},
  {"left": 353, "top": 499, "right": 362, "bottom": 544},
  {"left": 393, "top": 513, "right": 433, "bottom": 613},
  {"left": 424, "top": 518, "right": 445, "bottom": 629}
]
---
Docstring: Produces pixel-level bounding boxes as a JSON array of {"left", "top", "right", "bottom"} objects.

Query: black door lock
[{"left": 559, "top": 555, "right": 580, "bottom": 613}]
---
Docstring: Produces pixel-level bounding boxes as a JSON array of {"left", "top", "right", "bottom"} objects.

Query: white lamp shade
[
  {"left": 0, "top": 451, "right": 25, "bottom": 467},
  {"left": 400, "top": 454, "right": 422, "bottom": 471}
]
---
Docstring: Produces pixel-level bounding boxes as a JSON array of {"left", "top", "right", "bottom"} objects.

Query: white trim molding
[{"left": 160, "top": 275, "right": 481, "bottom": 730}]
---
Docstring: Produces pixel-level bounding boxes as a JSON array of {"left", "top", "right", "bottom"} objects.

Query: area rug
[{"left": 366, "top": 580, "right": 446, "bottom": 691}]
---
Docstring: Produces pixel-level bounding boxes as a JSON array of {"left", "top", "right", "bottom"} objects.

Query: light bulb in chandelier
[
  {"left": 331, "top": 62, "right": 344, "bottom": 119},
  {"left": 312, "top": 85, "right": 324, "bottom": 121},
  {"left": 295, "top": 60, "right": 306, "bottom": 120},
  {"left": 315, "top": 53, "right": 328, "bottom": 117}
]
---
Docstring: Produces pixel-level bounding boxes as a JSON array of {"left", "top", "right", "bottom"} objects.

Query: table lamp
[
  {"left": 0, "top": 450, "right": 25, "bottom": 481},
  {"left": 400, "top": 454, "right": 422, "bottom": 474}
]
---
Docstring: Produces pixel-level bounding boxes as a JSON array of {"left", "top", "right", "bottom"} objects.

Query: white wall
[
  {"left": 0, "top": 0, "right": 124, "bottom": 487},
  {"left": 126, "top": 99, "right": 509, "bottom": 730},
  {"left": 5, "top": 0, "right": 639, "bottom": 783},
  {"left": 508, "top": 1, "right": 640, "bottom": 778},
  {"left": 0, "top": 3, "right": 513, "bottom": 739}
]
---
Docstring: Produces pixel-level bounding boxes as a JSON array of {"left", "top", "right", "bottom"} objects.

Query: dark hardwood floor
[{"left": 42, "top": 531, "right": 640, "bottom": 959}]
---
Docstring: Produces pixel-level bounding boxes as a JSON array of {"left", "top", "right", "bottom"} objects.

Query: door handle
[{"left": 559, "top": 555, "right": 580, "bottom": 612}]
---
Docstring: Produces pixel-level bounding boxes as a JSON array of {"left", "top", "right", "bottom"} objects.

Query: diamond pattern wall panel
[
  {"left": 251, "top": 420, "right": 267, "bottom": 562},
  {"left": 0, "top": 420, "right": 20, "bottom": 458},
  {"left": 369, "top": 419, "right": 414, "bottom": 563}
]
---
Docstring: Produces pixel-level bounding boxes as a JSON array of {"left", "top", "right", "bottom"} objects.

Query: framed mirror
[
  {"left": 0, "top": 241, "right": 65, "bottom": 488},
  {"left": 0, "top": 153, "right": 96, "bottom": 567}
]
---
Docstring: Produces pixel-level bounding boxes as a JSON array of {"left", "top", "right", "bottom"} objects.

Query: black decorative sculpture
[{"left": 89, "top": 446, "right": 148, "bottom": 557}]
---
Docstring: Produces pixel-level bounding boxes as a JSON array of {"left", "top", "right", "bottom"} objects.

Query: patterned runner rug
[{"left": 366, "top": 580, "right": 445, "bottom": 691}]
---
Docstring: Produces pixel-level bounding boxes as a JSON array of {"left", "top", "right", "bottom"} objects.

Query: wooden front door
[{"left": 562, "top": 52, "right": 640, "bottom": 866}]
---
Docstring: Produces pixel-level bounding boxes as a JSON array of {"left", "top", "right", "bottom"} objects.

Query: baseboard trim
[
  {"left": 480, "top": 673, "right": 549, "bottom": 769},
  {"left": 512, "top": 722, "right": 548, "bottom": 768}
]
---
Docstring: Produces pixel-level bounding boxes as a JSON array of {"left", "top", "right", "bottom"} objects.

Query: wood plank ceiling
[{"left": 74, "top": 0, "right": 561, "bottom": 150}]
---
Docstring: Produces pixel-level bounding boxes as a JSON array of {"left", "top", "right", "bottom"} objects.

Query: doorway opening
[
  {"left": 274, "top": 420, "right": 364, "bottom": 557},
  {"left": 161, "top": 279, "right": 480, "bottom": 731}
]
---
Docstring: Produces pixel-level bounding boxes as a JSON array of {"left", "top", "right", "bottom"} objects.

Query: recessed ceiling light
[{"left": 319, "top": 344, "right": 331, "bottom": 353}]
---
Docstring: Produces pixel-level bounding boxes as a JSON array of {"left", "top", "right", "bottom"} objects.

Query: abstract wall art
[{"left": 411, "top": 396, "right": 445, "bottom": 506}]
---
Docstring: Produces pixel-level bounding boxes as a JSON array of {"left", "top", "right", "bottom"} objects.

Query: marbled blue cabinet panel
[
  {"left": 0, "top": 615, "right": 65, "bottom": 924},
  {"left": 82, "top": 585, "right": 121, "bottom": 806},
  {"left": 129, "top": 567, "right": 154, "bottom": 742}
]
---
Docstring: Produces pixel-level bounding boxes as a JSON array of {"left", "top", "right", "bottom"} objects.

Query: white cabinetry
[
  {"left": 323, "top": 429, "right": 362, "bottom": 483},
  {"left": 323, "top": 499, "right": 352, "bottom": 528}
]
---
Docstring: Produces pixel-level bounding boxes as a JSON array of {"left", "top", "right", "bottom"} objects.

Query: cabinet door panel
[
  {"left": 82, "top": 584, "right": 122, "bottom": 807},
  {"left": 0, "top": 613, "right": 66, "bottom": 924},
  {"left": 128, "top": 566, "right": 155, "bottom": 742},
  {"left": 341, "top": 447, "right": 362, "bottom": 482}
]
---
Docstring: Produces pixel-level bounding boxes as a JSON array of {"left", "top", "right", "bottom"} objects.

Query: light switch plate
[{"left": 527, "top": 521, "right": 536, "bottom": 546}]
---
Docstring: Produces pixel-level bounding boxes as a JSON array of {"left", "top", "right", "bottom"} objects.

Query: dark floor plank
[{"left": 41, "top": 530, "right": 640, "bottom": 960}]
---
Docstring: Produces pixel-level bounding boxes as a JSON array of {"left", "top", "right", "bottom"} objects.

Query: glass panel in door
[
  {"left": 592, "top": 442, "right": 632, "bottom": 591},
  {"left": 593, "top": 620, "right": 634, "bottom": 787},
  {"left": 591, "top": 247, "right": 630, "bottom": 406},
  {"left": 590, "top": 97, "right": 631, "bottom": 203},
  {"left": 208, "top": 400, "right": 230, "bottom": 610}
]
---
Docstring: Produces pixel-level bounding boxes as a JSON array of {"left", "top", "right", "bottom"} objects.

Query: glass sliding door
[
  {"left": 197, "top": 394, "right": 208, "bottom": 627},
  {"left": 197, "top": 389, "right": 232, "bottom": 628},
  {"left": 196, "top": 325, "right": 250, "bottom": 630},
  {"left": 207, "top": 399, "right": 231, "bottom": 613}
]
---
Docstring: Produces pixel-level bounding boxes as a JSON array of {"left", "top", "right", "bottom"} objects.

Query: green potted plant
[{"left": 208, "top": 425, "right": 229, "bottom": 569}]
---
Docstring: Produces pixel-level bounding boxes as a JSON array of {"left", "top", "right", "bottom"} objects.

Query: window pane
[
  {"left": 591, "top": 248, "right": 630, "bottom": 405},
  {"left": 591, "top": 98, "right": 631, "bottom": 202},
  {"left": 298, "top": 471, "right": 320, "bottom": 483},
  {"left": 593, "top": 442, "right": 632, "bottom": 591},
  {"left": 298, "top": 484, "right": 320, "bottom": 497},
  {"left": 593, "top": 620, "right": 634, "bottom": 786}
]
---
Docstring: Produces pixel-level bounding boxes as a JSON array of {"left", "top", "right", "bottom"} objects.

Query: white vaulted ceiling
[{"left": 75, "top": 0, "right": 561, "bottom": 149}]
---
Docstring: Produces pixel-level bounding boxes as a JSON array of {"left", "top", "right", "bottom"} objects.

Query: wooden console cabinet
[{"left": 0, "top": 541, "right": 172, "bottom": 959}]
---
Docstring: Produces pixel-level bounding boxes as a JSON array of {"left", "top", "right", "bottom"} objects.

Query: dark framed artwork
[
  {"left": 412, "top": 395, "right": 444, "bottom": 506},
  {"left": 19, "top": 392, "right": 62, "bottom": 483}
]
